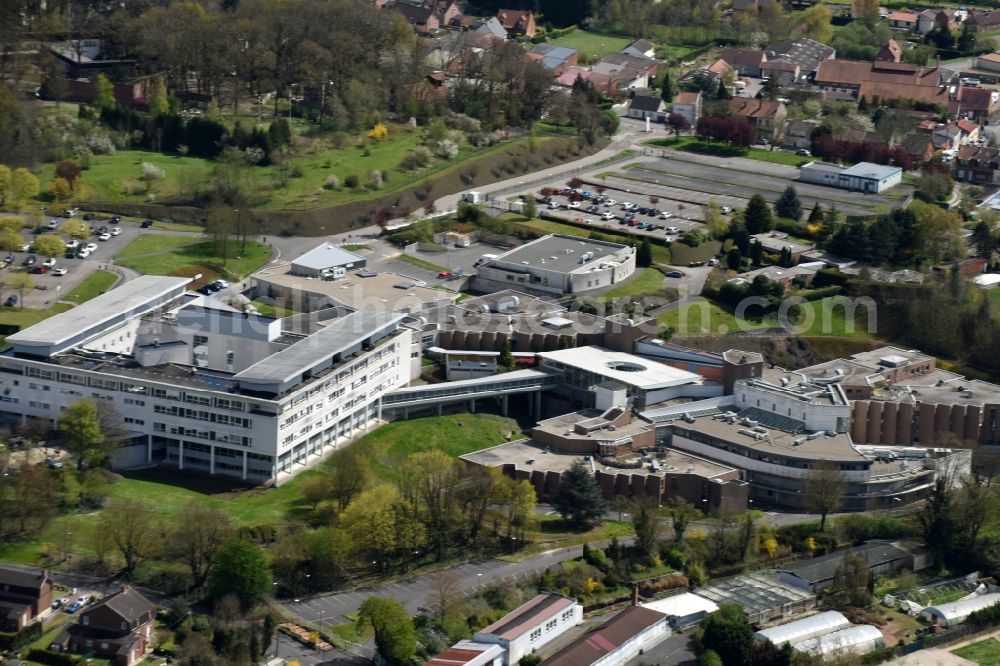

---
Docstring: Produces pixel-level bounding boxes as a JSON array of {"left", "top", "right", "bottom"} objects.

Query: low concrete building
[
  {"left": 428, "top": 347, "right": 499, "bottom": 381},
  {"left": 798, "top": 161, "right": 902, "bottom": 193},
  {"left": 289, "top": 242, "right": 366, "bottom": 278},
  {"left": 642, "top": 593, "right": 719, "bottom": 628},
  {"left": 541, "top": 606, "right": 670, "bottom": 666},
  {"left": 473, "top": 593, "right": 582, "bottom": 665}
]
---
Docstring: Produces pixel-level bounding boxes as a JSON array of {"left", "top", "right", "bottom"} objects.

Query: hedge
[
  {"left": 798, "top": 285, "right": 843, "bottom": 302},
  {"left": 26, "top": 649, "right": 84, "bottom": 666},
  {"left": 0, "top": 621, "right": 43, "bottom": 650}
]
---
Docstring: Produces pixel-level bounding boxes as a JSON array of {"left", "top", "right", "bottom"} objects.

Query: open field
[
  {"left": 0, "top": 303, "right": 74, "bottom": 346},
  {"left": 658, "top": 296, "right": 874, "bottom": 338},
  {"left": 954, "top": 638, "right": 1000, "bottom": 665},
  {"left": 115, "top": 235, "right": 271, "bottom": 279},
  {"left": 602, "top": 267, "right": 670, "bottom": 299},
  {"left": 546, "top": 30, "right": 632, "bottom": 60},
  {"left": 62, "top": 269, "right": 117, "bottom": 304}
]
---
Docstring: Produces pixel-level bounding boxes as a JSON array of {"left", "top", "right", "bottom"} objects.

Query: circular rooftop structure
[{"left": 606, "top": 361, "right": 646, "bottom": 373}]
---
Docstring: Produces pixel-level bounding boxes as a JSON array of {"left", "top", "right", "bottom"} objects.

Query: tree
[
  {"left": 32, "top": 235, "right": 65, "bottom": 259},
  {"left": 799, "top": 3, "right": 833, "bottom": 43},
  {"left": 58, "top": 400, "right": 104, "bottom": 470},
  {"left": 632, "top": 498, "right": 664, "bottom": 558},
  {"left": 99, "top": 500, "right": 161, "bottom": 577},
  {"left": 716, "top": 77, "right": 731, "bottom": 100},
  {"left": 9, "top": 168, "right": 38, "bottom": 208},
  {"left": 774, "top": 185, "right": 801, "bottom": 221},
  {"left": 39, "top": 54, "right": 68, "bottom": 103},
  {"left": 919, "top": 478, "right": 954, "bottom": 567},
  {"left": 60, "top": 220, "right": 90, "bottom": 240},
  {"left": 328, "top": 447, "right": 371, "bottom": 512},
  {"left": 696, "top": 604, "right": 753, "bottom": 666},
  {"left": 553, "top": 461, "right": 607, "bottom": 528},
  {"left": 637, "top": 238, "right": 653, "bottom": 267},
  {"left": 0, "top": 228, "right": 22, "bottom": 252},
  {"left": 744, "top": 194, "right": 773, "bottom": 234},
  {"left": 524, "top": 195, "right": 537, "bottom": 219},
  {"left": 828, "top": 553, "right": 874, "bottom": 607},
  {"left": 168, "top": 501, "right": 235, "bottom": 588},
  {"left": 208, "top": 539, "right": 273, "bottom": 607},
  {"left": 358, "top": 597, "right": 417, "bottom": 665},
  {"left": 854, "top": 0, "right": 881, "bottom": 27},
  {"left": 661, "top": 71, "right": 675, "bottom": 106},
  {"left": 55, "top": 160, "right": 82, "bottom": 189},
  {"left": 300, "top": 475, "right": 329, "bottom": 510},
  {"left": 148, "top": 75, "right": 169, "bottom": 116},
  {"left": 95, "top": 73, "right": 115, "bottom": 111},
  {"left": 498, "top": 339, "right": 515, "bottom": 372},
  {"left": 803, "top": 462, "right": 846, "bottom": 531},
  {"left": 972, "top": 220, "right": 996, "bottom": 258},
  {"left": 704, "top": 199, "right": 728, "bottom": 238},
  {"left": 667, "top": 113, "right": 690, "bottom": 137},
  {"left": 47, "top": 177, "right": 72, "bottom": 202},
  {"left": 667, "top": 497, "right": 699, "bottom": 543},
  {"left": 764, "top": 74, "right": 780, "bottom": 101}
]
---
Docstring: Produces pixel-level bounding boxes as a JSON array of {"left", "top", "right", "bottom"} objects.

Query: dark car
[
  {"left": 22, "top": 255, "right": 35, "bottom": 266},
  {"left": 31, "top": 265, "right": 48, "bottom": 274},
  {"left": 688, "top": 261, "right": 705, "bottom": 267},
  {"left": 4, "top": 295, "right": 16, "bottom": 306},
  {"left": 97, "top": 226, "right": 108, "bottom": 234},
  {"left": 196, "top": 286, "right": 212, "bottom": 295},
  {"left": 666, "top": 271, "right": 685, "bottom": 278},
  {"left": 140, "top": 219, "right": 153, "bottom": 228},
  {"left": 3, "top": 254, "right": 13, "bottom": 263},
  {"left": 111, "top": 215, "right": 121, "bottom": 223},
  {"left": 162, "top": 217, "right": 174, "bottom": 224},
  {"left": 82, "top": 213, "right": 92, "bottom": 221}
]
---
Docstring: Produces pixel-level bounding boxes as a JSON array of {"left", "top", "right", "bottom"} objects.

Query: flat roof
[
  {"left": 801, "top": 160, "right": 844, "bottom": 174},
  {"left": 695, "top": 572, "right": 815, "bottom": 614},
  {"left": 8, "top": 276, "right": 190, "bottom": 350},
  {"left": 534, "top": 409, "right": 653, "bottom": 443},
  {"left": 750, "top": 232, "right": 815, "bottom": 254},
  {"left": 642, "top": 593, "right": 719, "bottom": 618},
  {"left": 538, "top": 346, "right": 702, "bottom": 390},
  {"left": 234, "top": 310, "right": 405, "bottom": 385},
  {"left": 841, "top": 162, "right": 902, "bottom": 179},
  {"left": 291, "top": 242, "right": 365, "bottom": 270},
  {"left": 491, "top": 234, "right": 631, "bottom": 274},
  {"left": 462, "top": 439, "right": 737, "bottom": 479}
]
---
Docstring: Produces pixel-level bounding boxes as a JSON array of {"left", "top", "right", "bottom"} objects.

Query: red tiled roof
[
  {"left": 478, "top": 594, "right": 575, "bottom": 641},
  {"left": 957, "top": 118, "right": 978, "bottom": 133},
  {"left": 674, "top": 91, "right": 701, "bottom": 105},
  {"left": 540, "top": 607, "right": 667, "bottom": 666},
  {"left": 888, "top": 11, "right": 918, "bottom": 21},
  {"left": 729, "top": 97, "right": 784, "bottom": 120}
]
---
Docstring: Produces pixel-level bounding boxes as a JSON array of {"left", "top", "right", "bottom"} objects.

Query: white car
[
  {"left": 665, "top": 226, "right": 680, "bottom": 234},
  {"left": 52, "top": 267, "right": 68, "bottom": 276},
  {"left": 47, "top": 219, "right": 59, "bottom": 229},
  {"left": 601, "top": 211, "right": 615, "bottom": 221},
  {"left": 720, "top": 206, "right": 733, "bottom": 215},
  {"left": 65, "top": 239, "right": 79, "bottom": 249},
  {"left": 603, "top": 199, "right": 616, "bottom": 207},
  {"left": 212, "top": 279, "right": 230, "bottom": 289},
  {"left": 19, "top": 243, "right": 30, "bottom": 252},
  {"left": 110, "top": 227, "right": 121, "bottom": 236},
  {"left": 547, "top": 201, "right": 560, "bottom": 209},
  {"left": 84, "top": 243, "right": 98, "bottom": 252},
  {"left": 98, "top": 233, "right": 111, "bottom": 241},
  {"left": 42, "top": 258, "right": 56, "bottom": 268},
  {"left": 659, "top": 212, "right": 673, "bottom": 219},
  {"left": 567, "top": 201, "right": 580, "bottom": 209},
  {"left": 77, "top": 249, "right": 91, "bottom": 259}
]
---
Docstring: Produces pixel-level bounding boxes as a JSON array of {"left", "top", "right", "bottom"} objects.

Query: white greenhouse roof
[
  {"left": 642, "top": 593, "right": 718, "bottom": 619},
  {"left": 755, "top": 611, "right": 850, "bottom": 646},
  {"left": 972, "top": 274, "right": 1000, "bottom": 288},
  {"left": 793, "top": 625, "right": 883, "bottom": 657},
  {"left": 924, "top": 593, "right": 1000, "bottom": 621}
]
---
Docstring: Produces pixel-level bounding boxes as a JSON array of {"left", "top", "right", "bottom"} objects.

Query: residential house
[
  {"left": 762, "top": 61, "right": 800, "bottom": 86},
  {"left": 815, "top": 59, "right": 951, "bottom": 107},
  {"left": 900, "top": 132, "right": 935, "bottom": 163},
  {"left": 54, "top": 586, "right": 156, "bottom": 666},
  {"left": 782, "top": 119, "right": 818, "bottom": 150},
  {"left": 622, "top": 39, "right": 656, "bottom": 60},
  {"left": 592, "top": 53, "right": 659, "bottom": 90},
  {"left": 627, "top": 94, "right": 667, "bottom": 122},
  {"left": 931, "top": 123, "right": 962, "bottom": 150},
  {"left": 952, "top": 85, "right": 1000, "bottom": 124},
  {"left": 540, "top": 606, "right": 670, "bottom": 666},
  {"left": 424, "top": 640, "right": 504, "bottom": 666},
  {"left": 707, "top": 57, "right": 734, "bottom": 81},
  {"left": 672, "top": 91, "right": 703, "bottom": 126},
  {"left": 48, "top": 39, "right": 136, "bottom": 79},
  {"left": 720, "top": 48, "right": 767, "bottom": 77},
  {"left": 966, "top": 10, "right": 1000, "bottom": 34},
  {"left": 496, "top": 9, "right": 535, "bottom": 37},
  {"left": 728, "top": 97, "right": 787, "bottom": 141},
  {"left": 918, "top": 9, "right": 957, "bottom": 35},
  {"left": 931, "top": 258, "right": 988, "bottom": 277},
  {"left": 473, "top": 593, "right": 582, "bottom": 665},
  {"left": 956, "top": 145, "right": 1000, "bottom": 185},
  {"left": 0, "top": 566, "right": 52, "bottom": 631},
  {"left": 424, "top": 0, "right": 464, "bottom": 28},
  {"left": 887, "top": 11, "right": 918, "bottom": 30},
  {"left": 391, "top": 3, "right": 440, "bottom": 32},
  {"left": 957, "top": 118, "right": 982, "bottom": 144},
  {"left": 526, "top": 44, "right": 579, "bottom": 75},
  {"left": 764, "top": 38, "right": 836, "bottom": 79},
  {"left": 975, "top": 53, "right": 1000, "bottom": 73},
  {"left": 874, "top": 39, "right": 902, "bottom": 63},
  {"left": 471, "top": 17, "right": 507, "bottom": 45},
  {"left": 729, "top": 265, "right": 819, "bottom": 291}
]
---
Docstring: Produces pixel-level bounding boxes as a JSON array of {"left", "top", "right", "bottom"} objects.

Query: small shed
[
  {"left": 290, "top": 242, "right": 366, "bottom": 278},
  {"left": 755, "top": 611, "right": 850, "bottom": 646},
  {"left": 793, "top": 625, "right": 884, "bottom": 659},
  {"left": 921, "top": 592, "right": 1000, "bottom": 628}
]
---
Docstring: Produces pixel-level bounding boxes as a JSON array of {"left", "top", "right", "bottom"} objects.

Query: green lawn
[
  {"left": 602, "top": 267, "right": 669, "bottom": 299},
  {"left": 647, "top": 137, "right": 811, "bottom": 167},
  {"left": 668, "top": 240, "right": 722, "bottom": 266},
  {"left": 0, "top": 303, "right": 74, "bottom": 346},
  {"left": 394, "top": 254, "right": 449, "bottom": 274},
  {"left": 62, "top": 270, "right": 117, "bottom": 304},
  {"left": 251, "top": 299, "right": 297, "bottom": 318},
  {"left": 954, "top": 638, "right": 1000, "bottom": 665},
  {"left": 56, "top": 129, "right": 563, "bottom": 211},
  {"left": 987, "top": 287, "right": 1000, "bottom": 312},
  {"left": 115, "top": 235, "right": 271, "bottom": 279},
  {"left": 546, "top": 30, "right": 632, "bottom": 60}
]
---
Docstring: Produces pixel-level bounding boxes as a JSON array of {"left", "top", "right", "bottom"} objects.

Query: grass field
[
  {"left": 251, "top": 299, "right": 297, "bottom": 318},
  {"left": 602, "top": 268, "right": 667, "bottom": 299},
  {"left": 657, "top": 295, "right": 875, "bottom": 338},
  {"left": 0, "top": 302, "right": 73, "bottom": 331},
  {"left": 668, "top": 240, "right": 722, "bottom": 266},
  {"left": 56, "top": 128, "right": 564, "bottom": 211},
  {"left": 62, "top": 270, "right": 117, "bottom": 304},
  {"left": 647, "top": 137, "right": 811, "bottom": 167},
  {"left": 115, "top": 235, "right": 271, "bottom": 279},
  {"left": 395, "top": 254, "right": 449, "bottom": 274},
  {"left": 987, "top": 287, "right": 1000, "bottom": 311},
  {"left": 954, "top": 638, "right": 1000, "bottom": 665},
  {"left": 546, "top": 30, "right": 632, "bottom": 60}
]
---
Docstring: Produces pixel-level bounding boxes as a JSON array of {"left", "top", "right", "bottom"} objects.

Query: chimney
[
  {"left": 631, "top": 585, "right": 640, "bottom": 606},
  {"left": 42, "top": 568, "right": 50, "bottom": 580}
]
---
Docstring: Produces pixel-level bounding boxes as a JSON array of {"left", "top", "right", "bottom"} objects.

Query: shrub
[
  {"left": 25, "top": 649, "right": 83, "bottom": 666},
  {"left": 322, "top": 174, "right": 340, "bottom": 190},
  {"left": 142, "top": 162, "right": 166, "bottom": 181},
  {"left": 290, "top": 165, "right": 304, "bottom": 178},
  {"left": 367, "top": 170, "right": 383, "bottom": 190},
  {"left": 400, "top": 147, "right": 433, "bottom": 171},
  {"left": 437, "top": 139, "right": 459, "bottom": 159},
  {"left": 344, "top": 174, "right": 359, "bottom": 189}
]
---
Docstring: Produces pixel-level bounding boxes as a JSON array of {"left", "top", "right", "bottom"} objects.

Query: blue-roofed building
[{"left": 527, "top": 43, "right": 578, "bottom": 75}]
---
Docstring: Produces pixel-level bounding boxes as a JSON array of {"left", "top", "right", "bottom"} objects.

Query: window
[
  {"left": 124, "top": 417, "right": 145, "bottom": 425},
  {"left": 530, "top": 628, "right": 542, "bottom": 641},
  {"left": 561, "top": 610, "right": 573, "bottom": 621},
  {"left": 545, "top": 619, "right": 557, "bottom": 631},
  {"left": 124, "top": 398, "right": 145, "bottom": 406}
]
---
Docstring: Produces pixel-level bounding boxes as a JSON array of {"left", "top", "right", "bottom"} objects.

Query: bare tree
[
  {"left": 631, "top": 498, "right": 664, "bottom": 558},
  {"left": 803, "top": 462, "right": 847, "bottom": 531},
  {"left": 329, "top": 447, "right": 371, "bottom": 512},
  {"left": 99, "top": 500, "right": 162, "bottom": 577},
  {"left": 167, "top": 501, "right": 235, "bottom": 588},
  {"left": 429, "top": 571, "right": 462, "bottom": 621}
]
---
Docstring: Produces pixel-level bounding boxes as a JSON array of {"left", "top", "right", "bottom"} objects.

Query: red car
[{"left": 437, "top": 271, "right": 452, "bottom": 279}]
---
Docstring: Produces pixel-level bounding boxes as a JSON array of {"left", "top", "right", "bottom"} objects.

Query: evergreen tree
[
  {"left": 95, "top": 74, "right": 115, "bottom": 111},
  {"left": 750, "top": 239, "right": 763, "bottom": 266},
  {"left": 726, "top": 247, "right": 743, "bottom": 270},
  {"left": 972, "top": 220, "right": 996, "bottom": 258},
  {"left": 744, "top": 194, "right": 773, "bottom": 234},
  {"left": 148, "top": 76, "right": 169, "bottom": 116},
  {"left": 774, "top": 185, "right": 801, "bottom": 221},
  {"left": 524, "top": 195, "right": 538, "bottom": 219},
  {"left": 661, "top": 71, "right": 675, "bottom": 106},
  {"left": 716, "top": 77, "right": 731, "bottom": 100},
  {"left": 808, "top": 202, "right": 825, "bottom": 224},
  {"left": 498, "top": 339, "right": 515, "bottom": 372},
  {"left": 764, "top": 74, "right": 779, "bottom": 101},
  {"left": 777, "top": 247, "right": 792, "bottom": 268},
  {"left": 208, "top": 540, "right": 272, "bottom": 608},
  {"left": 697, "top": 604, "right": 754, "bottom": 666},
  {"left": 552, "top": 461, "right": 607, "bottom": 528},
  {"left": 637, "top": 238, "right": 653, "bottom": 267}
]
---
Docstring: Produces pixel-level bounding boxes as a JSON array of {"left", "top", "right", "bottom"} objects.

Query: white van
[{"left": 474, "top": 254, "right": 498, "bottom": 267}]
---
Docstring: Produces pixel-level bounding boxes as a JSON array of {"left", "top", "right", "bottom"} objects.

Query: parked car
[
  {"left": 603, "top": 199, "right": 616, "bottom": 207},
  {"left": 19, "top": 243, "right": 30, "bottom": 252},
  {"left": 666, "top": 271, "right": 685, "bottom": 278},
  {"left": 31, "top": 265, "right": 48, "bottom": 274},
  {"left": 213, "top": 279, "right": 230, "bottom": 289},
  {"left": 796, "top": 149, "right": 811, "bottom": 156},
  {"left": 111, "top": 215, "right": 121, "bottom": 223},
  {"left": 659, "top": 212, "right": 673, "bottom": 220},
  {"left": 65, "top": 601, "right": 83, "bottom": 613},
  {"left": 52, "top": 268, "right": 68, "bottom": 276},
  {"left": 568, "top": 201, "right": 580, "bottom": 209},
  {"left": 85, "top": 243, "right": 98, "bottom": 252},
  {"left": 110, "top": 227, "right": 121, "bottom": 236},
  {"left": 547, "top": 202, "right": 560, "bottom": 209},
  {"left": 82, "top": 213, "right": 92, "bottom": 221},
  {"left": 708, "top": 258, "right": 719, "bottom": 267},
  {"left": 98, "top": 233, "right": 111, "bottom": 241},
  {"left": 4, "top": 295, "right": 17, "bottom": 306},
  {"left": 2, "top": 254, "right": 13, "bottom": 264},
  {"left": 665, "top": 226, "right": 680, "bottom": 234},
  {"left": 601, "top": 212, "right": 615, "bottom": 221},
  {"left": 688, "top": 260, "right": 705, "bottom": 267},
  {"left": 720, "top": 206, "right": 733, "bottom": 214},
  {"left": 437, "top": 271, "right": 452, "bottom": 279},
  {"left": 77, "top": 249, "right": 92, "bottom": 259},
  {"left": 140, "top": 219, "right": 153, "bottom": 228},
  {"left": 65, "top": 239, "right": 79, "bottom": 249},
  {"left": 22, "top": 255, "right": 35, "bottom": 266},
  {"left": 47, "top": 219, "right": 59, "bottom": 229},
  {"left": 42, "top": 258, "right": 56, "bottom": 268}
]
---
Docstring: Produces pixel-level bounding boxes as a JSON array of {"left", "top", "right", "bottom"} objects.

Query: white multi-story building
[
  {"left": 473, "top": 593, "right": 582, "bottom": 665},
  {"left": 1, "top": 276, "right": 412, "bottom": 484}
]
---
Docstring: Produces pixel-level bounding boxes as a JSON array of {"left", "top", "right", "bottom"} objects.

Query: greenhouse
[
  {"left": 920, "top": 593, "right": 1000, "bottom": 628},
  {"left": 793, "top": 625, "right": 884, "bottom": 658},
  {"left": 755, "top": 611, "right": 851, "bottom": 646}
]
